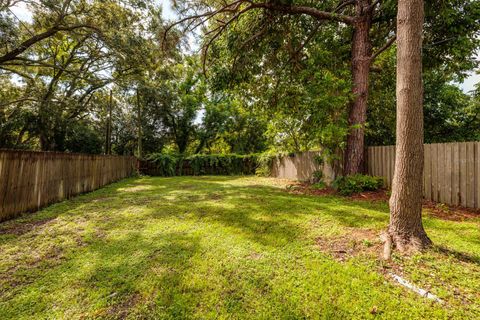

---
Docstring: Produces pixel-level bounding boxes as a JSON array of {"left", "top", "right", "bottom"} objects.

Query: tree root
[
  {"left": 380, "top": 229, "right": 432, "bottom": 259},
  {"left": 380, "top": 231, "right": 392, "bottom": 260}
]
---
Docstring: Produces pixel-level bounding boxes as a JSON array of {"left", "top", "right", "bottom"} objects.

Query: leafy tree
[
  {"left": 0, "top": 0, "right": 179, "bottom": 153},
  {"left": 367, "top": 50, "right": 480, "bottom": 146},
  {"left": 167, "top": 0, "right": 480, "bottom": 173}
]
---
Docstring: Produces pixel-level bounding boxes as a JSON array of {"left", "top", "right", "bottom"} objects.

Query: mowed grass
[{"left": 0, "top": 176, "right": 479, "bottom": 319}]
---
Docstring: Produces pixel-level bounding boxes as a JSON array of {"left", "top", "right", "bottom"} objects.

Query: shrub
[
  {"left": 255, "top": 152, "right": 276, "bottom": 177},
  {"left": 332, "top": 174, "right": 384, "bottom": 196},
  {"left": 312, "top": 170, "right": 323, "bottom": 183},
  {"left": 311, "top": 181, "right": 327, "bottom": 190},
  {"left": 313, "top": 154, "right": 324, "bottom": 166},
  {"left": 145, "top": 153, "right": 179, "bottom": 176}
]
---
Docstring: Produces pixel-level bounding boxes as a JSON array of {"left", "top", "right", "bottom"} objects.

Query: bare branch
[
  {"left": 249, "top": 2, "right": 355, "bottom": 25},
  {"left": 371, "top": 34, "right": 396, "bottom": 61},
  {"left": 201, "top": 5, "right": 253, "bottom": 75},
  {"left": 162, "top": 0, "right": 244, "bottom": 49},
  {"left": 335, "top": 0, "right": 356, "bottom": 13},
  {"left": 163, "top": 0, "right": 355, "bottom": 51}
]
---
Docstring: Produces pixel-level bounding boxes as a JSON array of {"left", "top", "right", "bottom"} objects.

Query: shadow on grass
[
  {"left": 0, "top": 175, "right": 403, "bottom": 247},
  {"left": 436, "top": 246, "right": 480, "bottom": 265},
  {"left": 1, "top": 227, "right": 202, "bottom": 318},
  {"left": 80, "top": 230, "right": 201, "bottom": 318},
  {"left": 1, "top": 176, "right": 480, "bottom": 318}
]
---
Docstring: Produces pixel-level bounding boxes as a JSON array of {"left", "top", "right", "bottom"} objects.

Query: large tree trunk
[
  {"left": 343, "top": 0, "right": 372, "bottom": 175},
  {"left": 136, "top": 89, "right": 143, "bottom": 159},
  {"left": 387, "top": 0, "right": 431, "bottom": 252}
]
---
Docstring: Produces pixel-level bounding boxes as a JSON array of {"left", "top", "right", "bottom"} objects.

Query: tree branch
[
  {"left": 0, "top": 98, "right": 38, "bottom": 108},
  {"left": 201, "top": 4, "right": 253, "bottom": 75},
  {"left": 335, "top": 0, "right": 356, "bottom": 13},
  {"left": 0, "top": 24, "right": 99, "bottom": 64},
  {"left": 250, "top": 2, "right": 355, "bottom": 25},
  {"left": 163, "top": 1, "right": 355, "bottom": 50},
  {"left": 371, "top": 34, "right": 396, "bottom": 61}
]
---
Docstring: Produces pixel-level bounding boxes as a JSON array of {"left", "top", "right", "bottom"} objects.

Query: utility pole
[
  {"left": 136, "top": 88, "right": 143, "bottom": 159},
  {"left": 105, "top": 89, "right": 113, "bottom": 155}
]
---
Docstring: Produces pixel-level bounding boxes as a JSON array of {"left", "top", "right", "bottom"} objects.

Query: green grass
[{"left": 0, "top": 176, "right": 479, "bottom": 319}]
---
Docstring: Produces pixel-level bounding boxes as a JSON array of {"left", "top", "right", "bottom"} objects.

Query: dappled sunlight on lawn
[{"left": 0, "top": 176, "right": 479, "bottom": 319}]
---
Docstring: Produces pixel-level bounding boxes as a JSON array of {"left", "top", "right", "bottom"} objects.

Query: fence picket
[
  {"left": 0, "top": 150, "right": 136, "bottom": 221},
  {"left": 367, "top": 142, "right": 479, "bottom": 209},
  {"left": 476, "top": 142, "right": 480, "bottom": 209},
  {"left": 424, "top": 144, "right": 431, "bottom": 199}
]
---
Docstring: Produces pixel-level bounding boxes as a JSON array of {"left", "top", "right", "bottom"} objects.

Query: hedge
[{"left": 140, "top": 153, "right": 263, "bottom": 176}]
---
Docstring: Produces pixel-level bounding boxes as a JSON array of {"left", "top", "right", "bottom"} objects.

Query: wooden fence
[
  {"left": 367, "top": 142, "right": 480, "bottom": 208},
  {"left": 271, "top": 151, "right": 340, "bottom": 184},
  {"left": 0, "top": 150, "right": 137, "bottom": 221}
]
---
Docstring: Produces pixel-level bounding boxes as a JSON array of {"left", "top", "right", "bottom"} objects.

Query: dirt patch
[
  {"left": 0, "top": 244, "right": 69, "bottom": 297},
  {"left": 316, "top": 228, "right": 382, "bottom": 261},
  {"left": 106, "top": 292, "right": 142, "bottom": 319},
  {"left": 286, "top": 183, "right": 336, "bottom": 196},
  {"left": 349, "top": 189, "right": 390, "bottom": 202},
  {"left": 208, "top": 193, "right": 223, "bottom": 201},
  {"left": 247, "top": 252, "right": 264, "bottom": 260},
  {"left": 0, "top": 218, "right": 55, "bottom": 236}
]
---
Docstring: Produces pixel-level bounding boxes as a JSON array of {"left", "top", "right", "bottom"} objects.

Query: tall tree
[
  {"left": 167, "top": 0, "right": 380, "bottom": 174},
  {"left": 0, "top": 0, "right": 99, "bottom": 65},
  {"left": 386, "top": 0, "right": 431, "bottom": 254},
  {"left": 168, "top": 0, "right": 479, "bottom": 174}
]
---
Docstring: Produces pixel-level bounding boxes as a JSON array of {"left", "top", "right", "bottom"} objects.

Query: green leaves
[
  {"left": 144, "top": 153, "right": 259, "bottom": 176},
  {"left": 332, "top": 174, "right": 384, "bottom": 196}
]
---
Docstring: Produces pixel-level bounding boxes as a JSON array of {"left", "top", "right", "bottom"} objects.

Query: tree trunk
[
  {"left": 105, "top": 90, "right": 113, "bottom": 155},
  {"left": 343, "top": 1, "right": 372, "bottom": 175},
  {"left": 136, "top": 89, "right": 143, "bottom": 159},
  {"left": 387, "top": 0, "right": 431, "bottom": 252}
]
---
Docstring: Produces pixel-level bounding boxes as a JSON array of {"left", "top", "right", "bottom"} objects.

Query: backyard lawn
[{"left": 0, "top": 176, "right": 479, "bottom": 319}]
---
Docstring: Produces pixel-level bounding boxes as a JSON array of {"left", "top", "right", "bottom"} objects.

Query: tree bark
[
  {"left": 136, "top": 89, "right": 143, "bottom": 159},
  {"left": 343, "top": 0, "right": 372, "bottom": 175},
  {"left": 387, "top": 0, "right": 431, "bottom": 252},
  {"left": 105, "top": 90, "right": 113, "bottom": 155}
]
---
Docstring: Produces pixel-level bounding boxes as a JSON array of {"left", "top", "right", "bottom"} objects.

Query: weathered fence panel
[
  {"left": 0, "top": 150, "right": 137, "bottom": 221},
  {"left": 271, "top": 151, "right": 340, "bottom": 184},
  {"left": 367, "top": 142, "right": 480, "bottom": 209}
]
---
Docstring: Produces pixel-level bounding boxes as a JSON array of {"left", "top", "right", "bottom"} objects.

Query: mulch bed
[
  {"left": 286, "top": 183, "right": 480, "bottom": 222},
  {"left": 422, "top": 200, "right": 480, "bottom": 221}
]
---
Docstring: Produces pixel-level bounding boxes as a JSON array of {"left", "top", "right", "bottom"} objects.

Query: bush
[
  {"left": 145, "top": 153, "right": 179, "bottom": 176},
  {"left": 312, "top": 170, "right": 323, "bottom": 183},
  {"left": 332, "top": 174, "right": 384, "bottom": 196},
  {"left": 311, "top": 181, "right": 327, "bottom": 190},
  {"left": 255, "top": 152, "right": 276, "bottom": 177}
]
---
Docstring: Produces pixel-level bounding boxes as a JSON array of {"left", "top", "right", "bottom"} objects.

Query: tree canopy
[{"left": 0, "top": 0, "right": 478, "bottom": 160}]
